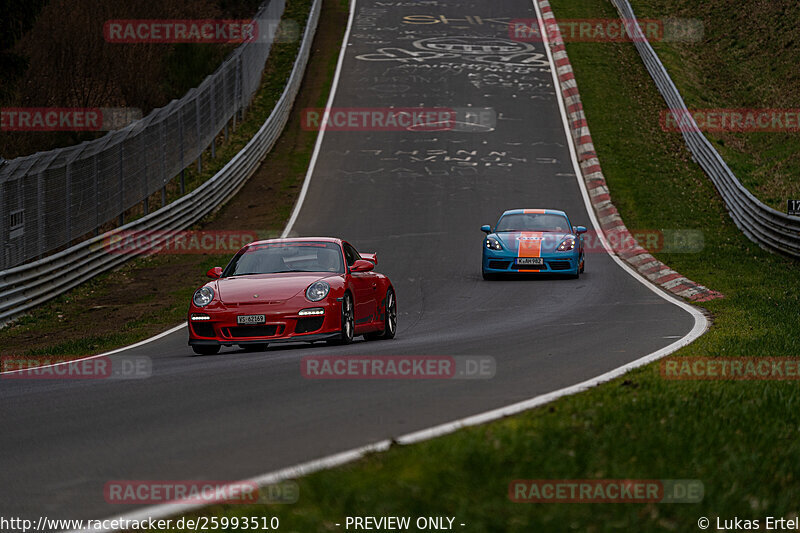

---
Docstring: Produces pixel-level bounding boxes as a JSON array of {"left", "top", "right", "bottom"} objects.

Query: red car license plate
[{"left": 237, "top": 314, "right": 266, "bottom": 325}]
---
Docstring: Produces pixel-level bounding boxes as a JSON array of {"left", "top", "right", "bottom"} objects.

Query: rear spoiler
[{"left": 360, "top": 252, "right": 377, "bottom": 265}]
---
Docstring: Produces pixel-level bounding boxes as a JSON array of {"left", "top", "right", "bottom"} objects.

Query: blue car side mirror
[
  {"left": 481, "top": 225, "right": 492, "bottom": 234},
  {"left": 574, "top": 226, "right": 587, "bottom": 235}
]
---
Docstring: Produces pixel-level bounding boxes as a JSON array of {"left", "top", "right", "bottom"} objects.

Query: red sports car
[{"left": 187, "top": 237, "right": 397, "bottom": 355}]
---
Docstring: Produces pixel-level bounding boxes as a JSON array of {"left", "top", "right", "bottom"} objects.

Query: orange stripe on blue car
[{"left": 517, "top": 232, "right": 543, "bottom": 271}]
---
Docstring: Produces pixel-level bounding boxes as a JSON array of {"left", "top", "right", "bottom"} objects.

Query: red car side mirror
[
  {"left": 351, "top": 259, "right": 374, "bottom": 272},
  {"left": 206, "top": 266, "right": 223, "bottom": 279}
]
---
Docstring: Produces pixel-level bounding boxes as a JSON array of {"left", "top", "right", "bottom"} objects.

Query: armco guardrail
[
  {"left": 0, "top": 0, "right": 322, "bottom": 324},
  {"left": 611, "top": 0, "right": 800, "bottom": 258},
  {"left": 0, "top": 0, "right": 285, "bottom": 271}
]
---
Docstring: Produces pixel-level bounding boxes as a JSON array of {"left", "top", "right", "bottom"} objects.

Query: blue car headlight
[
  {"left": 557, "top": 237, "right": 576, "bottom": 252},
  {"left": 485, "top": 237, "right": 502, "bottom": 251}
]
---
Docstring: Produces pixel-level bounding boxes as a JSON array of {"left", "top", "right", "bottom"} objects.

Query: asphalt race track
[{"left": 0, "top": 0, "right": 697, "bottom": 523}]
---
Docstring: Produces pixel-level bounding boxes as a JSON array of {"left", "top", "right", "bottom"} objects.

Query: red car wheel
[
  {"left": 366, "top": 288, "right": 396, "bottom": 340},
  {"left": 330, "top": 292, "right": 354, "bottom": 345}
]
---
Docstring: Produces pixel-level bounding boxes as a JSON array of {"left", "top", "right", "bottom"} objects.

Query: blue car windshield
[
  {"left": 496, "top": 213, "right": 570, "bottom": 232},
  {"left": 223, "top": 242, "right": 344, "bottom": 276}
]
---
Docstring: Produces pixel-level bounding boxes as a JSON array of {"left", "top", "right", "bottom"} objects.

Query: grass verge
[
  {"left": 147, "top": 0, "right": 800, "bottom": 531},
  {"left": 629, "top": 0, "right": 800, "bottom": 210},
  {"left": 0, "top": 0, "right": 348, "bottom": 361}
]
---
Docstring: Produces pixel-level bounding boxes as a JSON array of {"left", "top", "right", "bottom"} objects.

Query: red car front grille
[
  {"left": 191, "top": 323, "right": 216, "bottom": 337},
  {"left": 295, "top": 317, "right": 324, "bottom": 334},
  {"left": 223, "top": 325, "right": 282, "bottom": 338}
]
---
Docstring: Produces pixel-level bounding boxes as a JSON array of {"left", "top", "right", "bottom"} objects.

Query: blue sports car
[{"left": 481, "top": 209, "right": 587, "bottom": 280}]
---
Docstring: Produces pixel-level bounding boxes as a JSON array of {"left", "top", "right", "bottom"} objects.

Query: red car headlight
[
  {"left": 305, "top": 281, "right": 330, "bottom": 302},
  {"left": 192, "top": 286, "right": 215, "bottom": 307}
]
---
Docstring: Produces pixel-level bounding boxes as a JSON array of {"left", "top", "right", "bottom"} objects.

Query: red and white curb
[{"left": 536, "top": 0, "right": 723, "bottom": 303}]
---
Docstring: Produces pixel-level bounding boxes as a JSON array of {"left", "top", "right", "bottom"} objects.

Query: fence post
[
  {"left": 233, "top": 55, "right": 241, "bottom": 131},
  {"left": 65, "top": 163, "right": 72, "bottom": 244},
  {"left": 37, "top": 171, "right": 45, "bottom": 258},
  {"left": 161, "top": 120, "right": 167, "bottom": 207},
  {"left": 211, "top": 80, "right": 217, "bottom": 159},
  {"left": 142, "top": 134, "right": 149, "bottom": 216},
  {"left": 118, "top": 143, "right": 125, "bottom": 225},
  {"left": 179, "top": 106, "right": 185, "bottom": 195},
  {"left": 93, "top": 157, "right": 99, "bottom": 236},
  {"left": 196, "top": 97, "right": 202, "bottom": 173}
]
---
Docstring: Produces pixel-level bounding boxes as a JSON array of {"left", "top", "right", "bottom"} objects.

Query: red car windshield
[
  {"left": 223, "top": 242, "right": 344, "bottom": 276},
  {"left": 495, "top": 213, "right": 570, "bottom": 232}
]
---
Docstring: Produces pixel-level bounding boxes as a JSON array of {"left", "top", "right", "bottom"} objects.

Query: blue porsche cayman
[{"left": 481, "top": 209, "right": 587, "bottom": 279}]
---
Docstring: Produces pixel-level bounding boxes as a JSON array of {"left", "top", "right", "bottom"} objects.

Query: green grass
[
  {"left": 2, "top": 254, "right": 229, "bottom": 358},
  {"left": 629, "top": 0, "right": 800, "bottom": 210},
  {"left": 143, "top": 0, "right": 800, "bottom": 531}
]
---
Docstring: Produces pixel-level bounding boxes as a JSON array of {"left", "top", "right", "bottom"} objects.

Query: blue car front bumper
[{"left": 482, "top": 250, "right": 580, "bottom": 275}]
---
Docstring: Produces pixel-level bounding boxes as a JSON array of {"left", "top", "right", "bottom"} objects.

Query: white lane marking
[
  {"left": 65, "top": 1, "right": 709, "bottom": 530},
  {"left": 1, "top": 324, "right": 186, "bottom": 376}
]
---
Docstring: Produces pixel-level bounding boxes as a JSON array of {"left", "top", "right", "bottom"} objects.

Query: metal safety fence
[
  {"left": 0, "top": 0, "right": 285, "bottom": 270},
  {"left": 611, "top": 0, "right": 800, "bottom": 258},
  {"left": 0, "top": 0, "right": 322, "bottom": 324}
]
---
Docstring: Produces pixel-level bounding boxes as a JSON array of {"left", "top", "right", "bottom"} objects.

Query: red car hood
[{"left": 216, "top": 273, "right": 335, "bottom": 304}]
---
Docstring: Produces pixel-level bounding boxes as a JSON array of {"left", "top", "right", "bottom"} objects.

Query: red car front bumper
[{"left": 188, "top": 298, "right": 343, "bottom": 346}]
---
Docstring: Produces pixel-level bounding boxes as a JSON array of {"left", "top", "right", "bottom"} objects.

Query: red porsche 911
[{"left": 187, "top": 237, "right": 397, "bottom": 355}]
